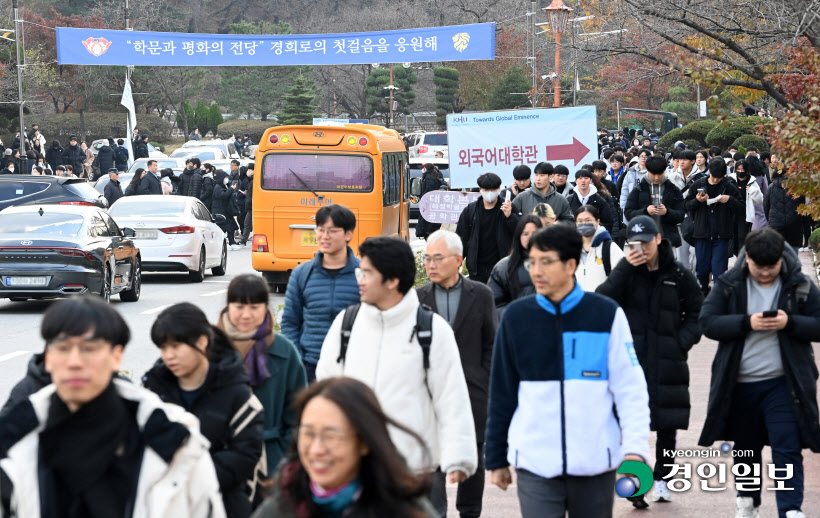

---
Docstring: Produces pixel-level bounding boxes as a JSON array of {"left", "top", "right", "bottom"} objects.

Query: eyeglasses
[
  {"left": 524, "top": 257, "right": 564, "bottom": 271},
  {"left": 47, "top": 338, "right": 110, "bottom": 358},
  {"left": 298, "top": 427, "right": 351, "bottom": 450},
  {"left": 422, "top": 254, "right": 454, "bottom": 265},
  {"left": 354, "top": 268, "right": 373, "bottom": 282},
  {"left": 315, "top": 227, "right": 344, "bottom": 237}
]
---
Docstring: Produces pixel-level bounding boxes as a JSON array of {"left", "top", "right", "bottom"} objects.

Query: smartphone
[
  {"left": 627, "top": 241, "right": 643, "bottom": 253},
  {"left": 762, "top": 310, "right": 778, "bottom": 318},
  {"left": 697, "top": 188, "right": 706, "bottom": 195}
]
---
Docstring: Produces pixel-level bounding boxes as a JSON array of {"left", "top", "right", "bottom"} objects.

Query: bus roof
[{"left": 259, "top": 124, "right": 405, "bottom": 154}]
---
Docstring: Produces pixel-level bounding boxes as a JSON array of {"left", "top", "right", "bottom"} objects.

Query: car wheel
[
  {"left": 120, "top": 258, "right": 141, "bottom": 302},
  {"left": 100, "top": 267, "right": 111, "bottom": 303},
  {"left": 212, "top": 242, "right": 227, "bottom": 276},
  {"left": 189, "top": 247, "right": 206, "bottom": 283}
]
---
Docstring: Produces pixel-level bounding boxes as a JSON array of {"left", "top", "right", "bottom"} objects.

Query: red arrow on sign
[{"left": 545, "top": 137, "right": 590, "bottom": 166}]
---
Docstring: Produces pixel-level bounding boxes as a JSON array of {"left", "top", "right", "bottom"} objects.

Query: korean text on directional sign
[
  {"left": 55, "top": 24, "right": 495, "bottom": 66},
  {"left": 446, "top": 106, "right": 598, "bottom": 189},
  {"left": 418, "top": 191, "right": 481, "bottom": 224}
]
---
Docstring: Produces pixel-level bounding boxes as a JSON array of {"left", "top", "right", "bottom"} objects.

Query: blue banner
[{"left": 56, "top": 24, "right": 495, "bottom": 66}]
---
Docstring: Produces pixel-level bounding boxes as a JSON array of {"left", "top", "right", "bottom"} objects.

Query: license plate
[
  {"left": 136, "top": 230, "right": 158, "bottom": 239},
  {"left": 301, "top": 230, "right": 317, "bottom": 246},
  {"left": 5, "top": 276, "right": 50, "bottom": 287}
]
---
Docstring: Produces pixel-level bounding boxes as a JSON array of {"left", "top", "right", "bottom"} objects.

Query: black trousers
[
  {"left": 653, "top": 429, "right": 677, "bottom": 480},
  {"left": 429, "top": 442, "right": 485, "bottom": 518}
]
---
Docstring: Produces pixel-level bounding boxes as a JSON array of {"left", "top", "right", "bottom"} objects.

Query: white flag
[{"left": 121, "top": 80, "right": 137, "bottom": 167}]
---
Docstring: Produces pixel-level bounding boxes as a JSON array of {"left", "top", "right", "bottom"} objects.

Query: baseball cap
[
  {"left": 626, "top": 215, "right": 660, "bottom": 242},
  {"left": 675, "top": 141, "right": 686, "bottom": 149},
  {"left": 107, "top": 168, "right": 119, "bottom": 175}
]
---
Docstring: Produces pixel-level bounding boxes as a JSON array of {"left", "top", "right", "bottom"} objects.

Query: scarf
[
  {"left": 310, "top": 477, "right": 361, "bottom": 518},
  {"left": 221, "top": 311, "right": 272, "bottom": 387}
]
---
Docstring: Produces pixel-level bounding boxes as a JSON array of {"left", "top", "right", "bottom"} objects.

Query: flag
[
  {"left": 575, "top": 75, "right": 581, "bottom": 91},
  {"left": 120, "top": 79, "right": 137, "bottom": 167}
]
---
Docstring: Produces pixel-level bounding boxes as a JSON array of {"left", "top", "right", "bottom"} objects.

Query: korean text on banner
[
  {"left": 56, "top": 24, "right": 495, "bottom": 66},
  {"left": 446, "top": 106, "right": 598, "bottom": 189}
]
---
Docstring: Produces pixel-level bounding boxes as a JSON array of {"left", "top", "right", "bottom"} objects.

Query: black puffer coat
[
  {"left": 596, "top": 239, "right": 704, "bottom": 431},
  {"left": 698, "top": 245, "right": 820, "bottom": 451},
  {"left": 488, "top": 256, "right": 535, "bottom": 315},
  {"left": 179, "top": 168, "right": 203, "bottom": 198},
  {"left": 0, "top": 353, "right": 51, "bottom": 418},
  {"left": 764, "top": 173, "right": 804, "bottom": 247},
  {"left": 200, "top": 174, "right": 215, "bottom": 212},
  {"left": 684, "top": 177, "right": 744, "bottom": 240},
  {"left": 143, "top": 342, "right": 264, "bottom": 518},
  {"left": 624, "top": 177, "right": 685, "bottom": 247},
  {"left": 60, "top": 144, "right": 85, "bottom": 175},
  {"left": 212, "top": 170, "right": 235, "bottom": 217},
  {"left": 97, "top": 145, "right": 116, "bottom": 174},
  {"left": 565, "top": 188, "right": 615, "bottom": 233},
  {"left": 45, "top": 141, "right": 62, "bottom": 171}
]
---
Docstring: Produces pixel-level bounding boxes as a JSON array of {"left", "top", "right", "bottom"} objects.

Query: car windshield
[
  {"left": 0, "top": 212, "right": 83, "bottom": 235},
  {"left": 423, "top": 134, "right": 447, "bottom": 146},
  {"left": 261, "top": 154, "right": 373, "bottom": 192},
  {"left": 127, "top": 160, "right": 178, "bottom": 174},
  {"left": 110, "top": 199, "right": 186, "bottom": 218}
]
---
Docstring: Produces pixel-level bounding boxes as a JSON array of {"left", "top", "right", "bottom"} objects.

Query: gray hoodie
[{"left": 512, "top": 183, "right": 574, "bottom": 223}]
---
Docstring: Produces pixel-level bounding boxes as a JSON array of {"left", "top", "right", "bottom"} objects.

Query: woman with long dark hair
[
  {"left": 252, "top": 377, "right": 437, "bottom": 518},
  {"left": 144, "top": 302, "right": 264, "bottom": 518},
  {"left": 488, "top": 214, "right": 542, "bottom": 315},
  {"left": 218, "top": 274, "right": 307, "bottom": 477},
  {"left": 124, "top": 168, "right": 145, "bottom": 196},
  {"left": 695, "top": 149, "right": 710, "bottom": 175}
]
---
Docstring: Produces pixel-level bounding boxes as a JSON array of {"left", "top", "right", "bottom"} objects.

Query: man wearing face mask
[{"left": 456, "top": 173, "right": 517, "bottom": 283}]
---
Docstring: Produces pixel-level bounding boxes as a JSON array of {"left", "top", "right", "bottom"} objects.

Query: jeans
[
  {"left": 516, "top": 468, "right": 615, "bottom": 518},
  {"left": 429, "top": 443, "right": 485, "bottom": 518},
  {"left": 694, "top": 238, "right": 729, "bottom": 292},
  {"left": 303, "top": 361, "right": 316, "bottom": 383},
  {"left": 730, "top": 377, "right": 804, "bottom": 517},
  {"left": 242, "top": 211, "right": 252, "bottom": 244},
  {"left": 654, "top": 429, "right": 677, "bottom": 480}
]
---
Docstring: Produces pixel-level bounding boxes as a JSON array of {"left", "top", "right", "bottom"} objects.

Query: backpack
[
  {"left": 602, "top": 239, "right": 613, "bottom": 276},
  {"left": 338, "top": 303, "right": 435, "bottom": 393}
]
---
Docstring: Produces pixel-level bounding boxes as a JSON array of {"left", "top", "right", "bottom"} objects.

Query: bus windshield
[{"left": 261, "top": 154, "right": 373, "bottom": 192}]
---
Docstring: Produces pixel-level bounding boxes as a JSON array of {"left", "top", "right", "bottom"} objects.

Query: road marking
[
  {"left": 202, "top": 289, "right": 227, "bottom": 297},
  {"left": 140, "top": 303, "right": 173, "bottom": 315},
  {"left": 0, "top": 350, "right": 31, "bottom": 363}
]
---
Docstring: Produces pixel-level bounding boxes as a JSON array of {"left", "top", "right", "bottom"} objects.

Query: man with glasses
[
  {"left": 485, "top": 223, "right": 650, "bottom": 518},
  {"left": 282, "top": 204, "right": 361, "bottom": 381},
  {"left": 317, "top": 237, "right": 478, "bottom": 503},
  {"left": 417, "top": 229, "right": 497, "bottom": 518},
  {"left": 0, "top": 296, "right": 225, "bottom": 517}
]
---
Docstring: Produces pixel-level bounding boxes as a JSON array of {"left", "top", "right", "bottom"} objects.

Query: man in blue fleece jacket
[{"left": 485, "top": 223, "right": 651, "bottom": 518}]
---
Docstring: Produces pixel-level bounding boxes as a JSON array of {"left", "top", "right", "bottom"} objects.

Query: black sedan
[
  {"left": 0, "top": 205, "right": 141, "bottom": 302},
  {"left": 0, "top": 175, "right": 108, "bottom": 211}
]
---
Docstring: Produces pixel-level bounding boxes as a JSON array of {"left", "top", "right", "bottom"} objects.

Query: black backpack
[{"left": 338, "top": 303, "right": 435, "bottom": 392}]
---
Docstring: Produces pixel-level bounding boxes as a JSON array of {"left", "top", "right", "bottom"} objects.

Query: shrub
[
  {"left": 674, "top": 120, "right": 719, "bottom": 148},
  {"left": 28, "top": 112, "right": 173, "bottom": 145},
  {"left": 705, "top": 116, "right": 765, "bottom": 150},
  {"left": 809, "top": 228, "right": 820, "bottom": 252},
  {"left": 217, "top": 120, "right": 275, "bottom": 143},
  {"left": 414, "top": 249, "right": 429, "bottom": 288},
  {"left": 682, "top": 139, "right": 702, "bottom": 151},
  {"left": 731, "top": 135, "right": 770, "bottom": 154},
  {"left": 656, "top": 127, "right": 686, "bottom": 150}
]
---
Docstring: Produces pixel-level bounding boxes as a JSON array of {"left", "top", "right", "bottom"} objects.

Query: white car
[
  {"left": 406, "top": 132, "right": 448, "bottom": 159},
  {"left": 170, "top": 147, "right": 234, "bottom": 172},
  {"left": 181, "top": 139, "right": 252, "bottom": 164},
  {"left": 90, "top": 138, "right": 167, "bottom": 158},
  {"left": 108, "top": 195, "right": 227, "bottom": 282}
]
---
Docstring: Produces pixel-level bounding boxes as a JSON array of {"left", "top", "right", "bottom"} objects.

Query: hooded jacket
[
  {"left": 200, "top": 173, "right": 215, "bottom": 212},
  {"left": 511, "top": 184, "right": 574, "bottom": 223},
  {"left": 316, "top": 289, "right": 478, "bottom": 477},
  {"left": 624, "top": 177, "right": 685, "bottom": 247},
  {"left": 565, "top": 184, "right": 615, "bottom": 233},
  {"left": 698, "top": 245, "right": 820, "bottom": 451},
  {"left": 180, "top": 168, "right": 204, "bottom": 198},
  {"left": 596, "top": 240, "right": 703, "bottom": 431},
  {"left": 765, "top": 173, "right": 804, "bottom": 240},
  {"left": 575, "top": 226, "right": 625, "bottom": 292},
  {"left": 0, "top": 354, "right": 51, "bottom": 419},
  {"left": 729, "top": 173, "right": 764, "bottom": 224},
  {"left": 0, "top": 379, "right": 227, "bottom": 518},
  {"left": 60, "top": 144, "right": 85, "bottom": 176},
  {"left": 143, "top": 346, "right": 264, "bottom": 518},
  {"left": 45, "top": 141, "right": 62, "bottom": 171},
  {"left": 97, "top": 144, "right": 116, "bottom": 174},
  {"left": 211, "top": 170, "right": 235, "bottom": 218},
  {"left": 115, "top": 145, "right": 129, "bottom": 171}
]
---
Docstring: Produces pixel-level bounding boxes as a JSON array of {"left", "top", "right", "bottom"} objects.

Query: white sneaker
[
  {"left": 785, "top": 511, "right": 805, "bottom": 518},
  {"left": 650, "top": 480, "right": 671, "bottom": 502},
  {"left": 229, "top": 244, "right": 241, "bottom": 250},
  {"left": 735, "top": 496, "right": 760, "bottom": 518}
]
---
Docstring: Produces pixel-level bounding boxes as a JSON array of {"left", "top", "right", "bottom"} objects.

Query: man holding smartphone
[{"left": 698, "top": 228, "right": 820, "bottom": 518}]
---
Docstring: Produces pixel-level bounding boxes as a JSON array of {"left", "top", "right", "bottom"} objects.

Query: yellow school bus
[{"left": 251, "top": 123, "right": 410, "bottom": 290}]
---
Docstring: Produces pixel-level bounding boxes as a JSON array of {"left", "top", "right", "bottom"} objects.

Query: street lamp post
[
  {"left": 12, "top": 0, "right": 25, "bottom": 165},
  {"left": 544, "top": 0, "right": 572, "bottom": 108}
]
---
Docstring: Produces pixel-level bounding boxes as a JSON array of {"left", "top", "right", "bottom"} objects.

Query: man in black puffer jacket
[
  {"left": 60, "top": 135, "right": 85, "bottom": 176},
  {"left": 765, "top": 171, "right": 804, "bottom": 248},
  {"left": 45, "top": 140, "right": 62, "bottom": 171},
  {"left": 698, "top": 229, "right": 820, "bottom": 518},
  {"left": 179, "top": 159, "right": 203, "bottom": 198},
  {"left": 625, "top": 155, "right": 685, "bottom": 247},
  {"left": 96, "top": 138, "right": 117, "bottom": 177},
  {"left": 596, "top": 215, "right": 703, "bottom": 507},
  {"left": 212, "top": 169, "right": 238, "bottom": 247}
]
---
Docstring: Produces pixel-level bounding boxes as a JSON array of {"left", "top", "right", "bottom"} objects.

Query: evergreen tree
[
  {"left": 175, "top": 100, "right": 195, "bottom": 135},
  {"left": 365, "top": 66, "right": 417, "bottom": 127},
  {"left": 487, "top": 68, "right": 530, "bottom": 111},
  {"left": 194, "top": 102, "right": 212, "bottom": 136},
  {"left": 433, "top": 67, "right": 460, "bottom": 130},
  {"left": 207, "top": 103, "right": 224, "bottom": 136},
  {"left": 278, "top": 75, "right": 320, "bottom": 125}
]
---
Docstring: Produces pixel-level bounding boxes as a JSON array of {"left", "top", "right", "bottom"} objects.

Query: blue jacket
[
  {"left": 485, "top": 282, "right": 650, "bottom": 478},
  {"left": 281, "top": 248, "right": 361, "bottom": 365}
]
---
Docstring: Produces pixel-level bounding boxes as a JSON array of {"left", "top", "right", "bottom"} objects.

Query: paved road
[{"left": 0, "top": 230, "right": 817, "bottom": 517}]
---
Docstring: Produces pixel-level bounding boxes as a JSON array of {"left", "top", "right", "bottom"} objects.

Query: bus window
[{"left": 261, "top": 154, "right": 373, "bottom": 192}]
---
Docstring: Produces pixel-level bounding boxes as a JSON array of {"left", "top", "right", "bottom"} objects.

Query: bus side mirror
[{"left": 410, "top": 177, "right": 422, "bottom": 197}]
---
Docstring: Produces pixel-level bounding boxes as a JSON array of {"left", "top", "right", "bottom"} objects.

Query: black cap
[
  {"left": 626, "top": 215, "right": 660, "bottom": 242},
  {"left": 107, "top": 168, "right": 119, "bottom": 175},
  {"left": 69, "top": 135, "right": 77, "bottom": 141}
]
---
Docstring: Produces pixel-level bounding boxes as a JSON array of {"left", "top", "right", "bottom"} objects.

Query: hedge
[
  {"left": 657, "top": 127, "right": 686, "bottom": 150},
  {"left": 674, "top": 120, "right": 719, "bottom": 148},
  {"left": 731, "top": 135, "right": 770, "bottom": 154},
  {"left": 18, "top": 112, "right": 173, "bottom": 145},
  {"left": 705, "top": 116, "right": 765, "bottom": 150},
  {"left": 217, "top": 120, "right": 275, "bottom": 143},
  {"left": 681, "top": 139, "right": 703, "bottom": 151}
]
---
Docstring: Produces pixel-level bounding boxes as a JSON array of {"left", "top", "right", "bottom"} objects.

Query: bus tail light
[
  {"left": 269, "top": 134, "right": 279, "bottom": 144},
  {"left": 418, "top": 145, "right": 428, "bottom": 153},
  {"left": 347, "top": 136, "right": 356, "bottom": 145},
  {"left": 252, "top": 234, "right": 269, "bottom": 253},
  {"left": 358, "top": 137, "right": 368, "bottom": 146}
]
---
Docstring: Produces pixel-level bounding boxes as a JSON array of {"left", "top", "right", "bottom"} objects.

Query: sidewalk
[{"left": 443, "top": 250, "right": 820, "bottom": 517}]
